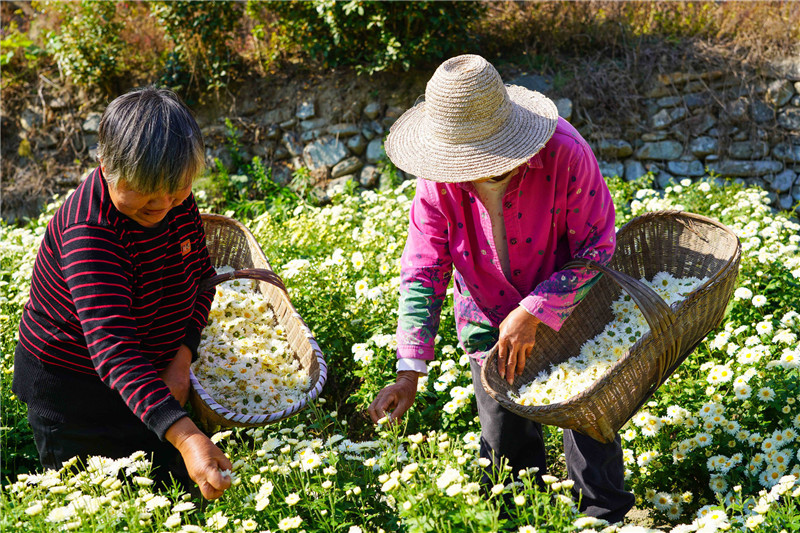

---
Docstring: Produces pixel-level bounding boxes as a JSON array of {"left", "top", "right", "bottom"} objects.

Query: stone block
[
  {"left": 624, "top": 160, "right": 647, "bottom": 182},
  {"left": 261, "top": 108, "right": 293, "bottom": 125},
  {"left": 300, "top": 118, "right": 328, "bottom": 131},
  {"left": 656, "top": 96, "right": 682, "bottom": 108},
  {"left": 683, "top": 93, "right": 710, "bottom": 109},
  {"left": 20, "top": 108, "right": 43, "bottom": 131},
  {"left": 282, "top": 131, "right": 304, "bottom": 157},
  {"left": 265, "top": 124, "right": 281, "bottom": 140},
  {"left": 689, "top": 136, "right": 718, "bottom": 157},
  {"left": 771, "top": 169, "right": 797, "bottom": 193},
  {"left": 706, "top": 160, "right": 783, "bottom": 177},
  {"left": 650, "top": 109, "right": 673, "bottom": 129},
  {"left": 750, "top": 100, "right": 775, "bottom": 124},
  {"left": 332, "top": 156, "right": 363, "bottom": 178},
  {"left": 766, "top": 79, "right": 795, "bottom": 107},
  {"left": 727, "top": 141, "right": 769, "bottom": 160},
  {"left": 598, "top": 161, "right": 624, "bottom": 179},
  {"left": 777, "top": 193, "right": 795, "bottom": 211},
  {"left": 667, "top": 160, "right": 705, "bottom": 177},
  {"left": 363, "top": 102, "right": 383, "bottom": 120},
  {"left": 655, "top": 170, "right": 676, "bottom": 188},
  {"left": 773, "top": 143, "right": 800, "bottom": 163},
  {"left": 641, "top": 131, "right": 668, "bottom": 142},
  {"left": 328, "top": 123, "right": 361, "bottom": 138},
  {"left": 296, "top": 101, "right": 315, "bottom": 120},
  {"left": 366, "top": 138, "right": 386, "bottom": 163},
  {"left": 82, "top": 112, "right": 102, "bottom": 133},
  {"left": 725, "top": 98, "right": 748, "bottom": 121},
  {"left": 347, "top": 134, "right": 367, "bottom": 156},
  {"left": 555, "top": 98, "right": 572, "bottom": 121},
  {"left": 509, "top": 73, "right": 553, "bottom": 93},
  {"left": 595, "top": 139, "right": 633, "bottom": 159},
  {"left": 359, "top": 165, "right": 380, "bottom": 188},
  {"left": 635, "top": 141, "right": 683, "bottom": 160},
  {"left": 303, "top": 136, "right": 349, "bottom": 171},
  {"left": 792, "top": 182, "right": 800, "bottom": 202},
  {"left": 301, "top": 130, "right": 323, "bottom": 143},
  {"left": 778, "top": 108, "right": 800, "bottom": 131}
]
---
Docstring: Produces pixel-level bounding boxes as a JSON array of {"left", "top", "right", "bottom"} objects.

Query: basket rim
[
  {"left": 193, "top": 213, "right": 328, "bottom": 426},
  {"left": 484, "top": 210, "right": 742, "bottom": 412},
  {"left": 620, "top": 210, "right": 741, "bottom": 298}
]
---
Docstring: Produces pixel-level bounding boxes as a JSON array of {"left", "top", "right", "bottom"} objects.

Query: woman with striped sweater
[{"left": 13, "top": 87, "right": 232, "bottom": 499}]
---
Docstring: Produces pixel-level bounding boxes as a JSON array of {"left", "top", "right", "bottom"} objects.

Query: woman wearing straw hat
[{"left": 368, "top": 54, "right": 634, "bottom": 522}]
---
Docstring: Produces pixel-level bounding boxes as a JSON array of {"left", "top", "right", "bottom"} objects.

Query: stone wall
[
  {"left": 15, "top": 62, "right": 800, "bottom": 216},
  {"left": 192, "top": 66, "right": 800, "bottom": 213}
]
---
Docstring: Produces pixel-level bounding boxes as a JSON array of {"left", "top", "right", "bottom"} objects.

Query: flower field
[{"left": 2, "top": 175, "right": 800, "bottom": 532}]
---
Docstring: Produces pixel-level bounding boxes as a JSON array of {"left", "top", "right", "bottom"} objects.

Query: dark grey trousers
[{"left": 470, "top": 360, "right": 634, "bottom": 523}]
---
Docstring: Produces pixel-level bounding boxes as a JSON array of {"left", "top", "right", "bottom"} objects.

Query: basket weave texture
[
  {"left": 481, "top": 211, "right": 741, "bottom": 443},
  {"left": 188, "top": 214, "right": 327, "bottom": 430}
]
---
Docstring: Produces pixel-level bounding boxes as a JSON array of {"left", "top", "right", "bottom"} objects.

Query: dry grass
[
  {"left": 475, "top": 1, "right": 800, "bottom": 139},
  {"left": 475, "top": 1, "right": 800, "bottom": 64}
]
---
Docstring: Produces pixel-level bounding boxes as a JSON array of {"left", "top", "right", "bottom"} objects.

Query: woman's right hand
[
  {"left": 367, "top": 371, "right": 420, "bottom": 424},
  {"left": 165, "top": 417, "right": 232, "bottom": 499}
]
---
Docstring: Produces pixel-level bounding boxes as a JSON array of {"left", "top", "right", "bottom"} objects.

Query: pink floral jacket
[{"left": 396, "top": 118, "right": 616, "bottom": 364}]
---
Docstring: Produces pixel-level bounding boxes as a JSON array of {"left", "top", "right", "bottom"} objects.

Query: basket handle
[
  {"left": 199, "top": 268, "right": 287, "bottom": 294},
  {"left": 562, "top": 259, "right": 681, "bottom": 385}
]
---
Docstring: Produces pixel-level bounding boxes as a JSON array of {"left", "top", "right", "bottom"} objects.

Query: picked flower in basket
[
  {"left": 188, "top": 214, "right": 327, "bottom": 430},
  {"left": 481, "top": 211, "right": 741, "bottom": 443}
]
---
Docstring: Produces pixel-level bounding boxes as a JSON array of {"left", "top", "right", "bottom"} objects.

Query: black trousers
[
  {"left": 470, "top": 360, "right": 634, "bottom": 523},
  {"left": 27, "top": 410, "right": 192, "bottom": 493}
]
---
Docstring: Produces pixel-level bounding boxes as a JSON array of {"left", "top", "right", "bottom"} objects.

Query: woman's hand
[
  {"left": 497, "top": 306, "right": 541, "bottom": 385},
  {"left": 368, "top": 371, "right": 420, "bottom": 424},
  {"left": 166, "top": 417, "right": 232, "bottom": 500},
  {"left": 159, "top": 345, "right": 192, "bottom": 406}
]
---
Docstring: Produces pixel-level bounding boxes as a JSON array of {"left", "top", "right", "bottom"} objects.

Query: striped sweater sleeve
[
  {"left": 59, "top": 223, "right": 187, "bottom": 438},
  {"left": 182, "top": 200, "right": 216, "bottom": 361}
]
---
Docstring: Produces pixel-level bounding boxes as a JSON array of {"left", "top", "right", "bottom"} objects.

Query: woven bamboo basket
[
  {"left": 188, "top": 214, "right": 327, "bottom": 431},
  {"left": 481, "top": 211, "right": 741, "bottom": 443}
]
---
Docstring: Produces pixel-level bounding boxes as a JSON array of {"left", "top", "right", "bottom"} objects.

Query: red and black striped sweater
[{"left": 13, "top": 168, "right": 215, "bottom": 439}]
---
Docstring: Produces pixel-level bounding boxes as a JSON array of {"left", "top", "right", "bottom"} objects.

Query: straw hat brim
[{"left": 385, "top": 85, "right": 559, "bottom": 183}]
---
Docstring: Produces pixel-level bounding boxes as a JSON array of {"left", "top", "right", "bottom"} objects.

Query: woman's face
[{"left": 107, "top": 177, "right": 193, "bottom": 228}]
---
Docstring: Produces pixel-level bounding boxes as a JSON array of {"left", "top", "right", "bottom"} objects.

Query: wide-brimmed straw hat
[{"left": 385, "top": 54, "right": 559, "bottom": 184}]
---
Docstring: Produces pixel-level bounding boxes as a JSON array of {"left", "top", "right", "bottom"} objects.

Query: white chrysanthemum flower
[
  {"left": 733, "top": 287, "right": 753, "bottom": 300},
  {"left": 351, "top": 251, "right": 365, "bottom": 270},
  {"left": 278, "top": 515, "right": 303, "bottom": 530},
  {"left": 757, "top": 387, "right": 776, "bottom": 402},
  {"left": 206, "top": 511, "right": 229, "bottom": 530}
]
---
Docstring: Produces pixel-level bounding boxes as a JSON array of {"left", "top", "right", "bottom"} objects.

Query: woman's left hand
[
  {"left": 159, "top": 344, "right": 192, "bottom": 406},
  {"left": 497, "top": 306, "right": 541, "bottom": 385}
]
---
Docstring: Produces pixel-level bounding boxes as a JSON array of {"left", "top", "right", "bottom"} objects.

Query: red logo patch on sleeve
[{"left": 181, "top": 239, "right": 191, "bottom": 256}]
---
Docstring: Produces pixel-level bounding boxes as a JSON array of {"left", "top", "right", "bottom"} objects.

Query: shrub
[
  {"left": 265, "top": 0, "right": 486, "bottom": 74},
  {"left": 150, "top": 1, "right": 243, "bottom": 96},
  {"left": 0, "top": 20, "right": 47, "bottom": 90},
  {"left": 38, "top": 1, "right": 126, "bottom": 93}
]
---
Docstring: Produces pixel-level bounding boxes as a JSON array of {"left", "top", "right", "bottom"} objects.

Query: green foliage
[
  {"left": 0, "top": 199, "right": 61, "bottom": 480},
  {"left": 39, "top": 0, "right": 125, "bottom": 92},
  {"left": 0, "top": 20, "right": 45, "bottom": 75},
  {"left": 265, "top": 0, "right": 486, "bottom": 74},
  {"left": 194, "top": 119, "right": 300, "bottom": 221},
  {"left": 150, "top": 1, "right": 242, "bottom": 96}
]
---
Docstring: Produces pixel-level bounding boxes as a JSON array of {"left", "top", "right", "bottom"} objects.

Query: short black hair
[{"left": 97, "top": 87, "right": 205, "bottom": 194}]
